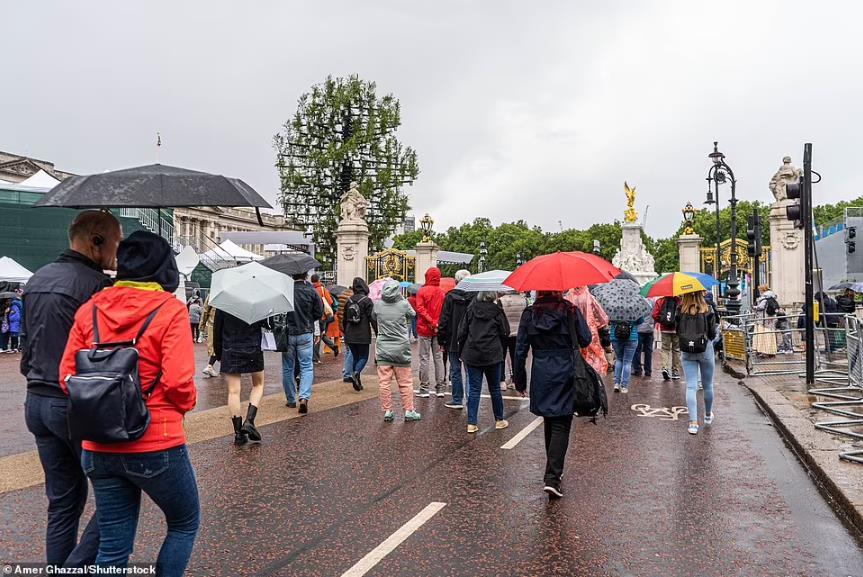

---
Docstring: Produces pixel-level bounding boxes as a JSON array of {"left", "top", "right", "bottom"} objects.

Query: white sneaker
[
  {"left": 613, "top": 384, "right": 621, "bottom": 392},
  {"left": 435, "top": 392, "right": 446, "bottom": 398},
  {"left": 416, "top": 391, "right": 430, "bottom": 398},
  {"left": 704, "top": 412, "right": 714, "bottom": 425},
  {"left": 444, "top": 403, "right": 464, "bottom": 410},
  {"left": 688, "top": 422, "right": 699, "bottom": 435},
  {"left": 500, "top": 383, "right": 508, "bottom": 391}
]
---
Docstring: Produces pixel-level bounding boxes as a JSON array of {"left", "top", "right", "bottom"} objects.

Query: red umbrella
[
  {"left": 504, "top": 252, "right": 620, "bottom": 292},
  {"left": 439, "top": 277, "right": 456, "bottom": 294}
]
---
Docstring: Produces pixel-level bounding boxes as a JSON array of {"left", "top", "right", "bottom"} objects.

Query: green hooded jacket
[{"left": 373, "top": 280, "right": 416, "bottom": 367}]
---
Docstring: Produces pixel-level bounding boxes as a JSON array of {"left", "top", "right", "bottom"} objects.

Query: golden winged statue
[{"left": 624, "top": 181, "right": 638, "bottom": 223}]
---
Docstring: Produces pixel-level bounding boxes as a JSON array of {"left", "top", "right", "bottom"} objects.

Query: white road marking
[
  {"left": 500, "top": 416, "right": 544, "bottom": 450},
  {"left": 341, "top": 502, "right": 447, "bottom": 577}
]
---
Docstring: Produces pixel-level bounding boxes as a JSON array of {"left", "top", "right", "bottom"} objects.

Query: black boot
[
  {"left": 241, "top": 404, "right": 262, "bottom": 442},
  {"left": 232, "top": 416, "right": 247, "bottom": 446}
]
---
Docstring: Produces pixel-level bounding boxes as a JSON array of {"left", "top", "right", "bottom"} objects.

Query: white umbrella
[
  {"left": 210, "top": 262, "right": 294, "bottom": 324},
  {"left": 455, "top": 269, "right": 515, "bottom": 293}
]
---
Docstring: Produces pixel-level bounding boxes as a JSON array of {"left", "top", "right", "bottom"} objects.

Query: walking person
[
  {"left": 280, "top": 272, "right": 324, "bottom": 412},
  {"left": 59, "top": 230, "right": 199, "bottom": 576},
  {"left": 214, "top": 309, "right": 266, "bottom": 445},
  {"left": 458, "top": 291, "right": 510, "bottom": 433},
  {"left": 676, "top": 291, "right": 717, "bottom": 435},
  {"left": 312, "top": 274, "right": 338, "bottom": 357},
  {"left": 21, "top": 211, "right": 122, "bottom": 567},
  {"left": 565, "top": 286, "right": 609, "bottom": 375},
  {"left": 499, "top": 291, "right": 529, "bottom": 389},
  {"left": 653, "top": 296, "right": 682, "bottom": 381},
  {"left": 415, "top": 267, "right": 446, "bottom": 397},
  {"left": 336, "top": 285, "right": 355, "bottom": 382},
  {"left": 188, "top": 297, "right": 203, "bottom": 342},
  {"left": 631, "top": 300, "right": 656, "bottom": 378},
  {"left": 438, "top": 270, "right": 475, "bottom": 409},
  {"left": 514, "top": 291, "right": 591, "bottom": 498},
  {"left": 200, "top": 295, "right": 219, "bottom": 376},
  {"left": 343, "top": 277, "right": 377, "bottom": 391},
  {"left": 374, "top": 280, "right": 421, "bottom": 422},
  {"left": 610, "top": 316, "right": 640, "bottom": 393}
]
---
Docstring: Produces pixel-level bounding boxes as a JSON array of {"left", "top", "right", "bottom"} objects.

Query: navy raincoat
[{"left": 514, "top": 295, "right": 592, "bottom": 417}]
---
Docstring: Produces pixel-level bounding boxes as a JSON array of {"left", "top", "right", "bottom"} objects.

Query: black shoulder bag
[
  {"left": 66, "top": 305, "right": 163, "bottom": 443},
  {"left": 567, "top": 308, "right": 608, "bottom": 422}
]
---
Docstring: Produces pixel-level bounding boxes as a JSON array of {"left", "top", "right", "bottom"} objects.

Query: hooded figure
[
  {"left": 415, "top": 267, "right": 447, "bottom": 396},
  {"left": 374, "top": 280, "right": 415, "bottom": 367},
  {"left": 342, "top": 277, "right": 378, "bottom": 390}
]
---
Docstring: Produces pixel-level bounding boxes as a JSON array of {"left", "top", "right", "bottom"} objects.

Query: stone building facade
[
  {"left": 0, "top": 150, "right": 75, "bottom": 183},
  {"left": 173, "top": 206, "right": 290, "bottom": 256}
]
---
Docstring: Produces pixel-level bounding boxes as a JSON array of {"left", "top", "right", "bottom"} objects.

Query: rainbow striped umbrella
[{"left": 641, "top": 272, "right": 707, "bottom": 298}]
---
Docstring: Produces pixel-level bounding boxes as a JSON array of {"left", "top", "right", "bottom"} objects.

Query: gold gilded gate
[{"left": 366, "top": 248, "right": 416, "bottom": 282}]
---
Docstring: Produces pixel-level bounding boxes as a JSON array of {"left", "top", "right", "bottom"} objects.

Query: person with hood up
[
  {"left": 564, "top": 286, "right": 609, "bottom": 375},
  {"left": 415, "top": 267, "right": 446, "bottom": 397},
  {"left": 342, "top": 277, "right": 377, "bottom": 391},
  {"left": 373, "top": 280, "right": 421, "bottom": 422},
  {"left": 438, "top": 269, "right": 475, "bottom": 409},
  {"left": 59, "top": 231, "right": 199, "bottom": 575},
  {"left": 458, "top": 291, "right": 511, "bottom": 433},
  {"left": 514, "top": 291, "right": 591, "bottom": 499},
  {"left": 5, "top": 293, "right": 22, "bottom": 352},
  {"left": 837, "top": 288, "right": 857, "bottom": 315}
]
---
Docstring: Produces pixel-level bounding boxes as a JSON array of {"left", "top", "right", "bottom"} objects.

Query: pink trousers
[{"left": 377, "top": 366, "right": 415, "bottom": 412}]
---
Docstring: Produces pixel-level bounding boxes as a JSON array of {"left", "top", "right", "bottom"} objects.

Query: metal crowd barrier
[{"left": 808, "top": 314, "right": 863, "bottom": 465}]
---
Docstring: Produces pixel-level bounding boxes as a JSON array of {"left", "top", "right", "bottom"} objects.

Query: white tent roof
[
  {"left": 17, "top": 169, "right": 60, "bottom": 189},
  {"left": 0, "top": 256, "right": 33, "bottom": 283},
  {"left": 201, "top": 239, "right": 264, "bottom": 263}
]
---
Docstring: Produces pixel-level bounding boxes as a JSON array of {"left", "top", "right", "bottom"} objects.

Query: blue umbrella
[{"left": 682, "top": 271, "right": 720, "bottom": 289}]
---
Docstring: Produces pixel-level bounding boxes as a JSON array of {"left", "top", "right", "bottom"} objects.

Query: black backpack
[
  {"left": 659, "top": 298, "right": 679, "bottom": 329},
  {"left": 765, "top": 296, "right": 779, "bottom": 316},
  {"left": 614, "top": 321, "right": 632, "bottom": 341},
  {"left": 66, "top": 305, "right": 163, "bottom": 444},
  {"left": 567, "top": 308, "right": 608, "bottom": 422},
  {"left": 678, "top": 312, "right": 709, "bottom": 354},
  {"left": 345, "top": 296, "right": 367, "bottom": 325}
]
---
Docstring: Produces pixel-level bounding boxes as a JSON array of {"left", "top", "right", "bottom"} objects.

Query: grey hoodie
[{"left": 373, "top": 281, "right": 416, "bottom": 367}]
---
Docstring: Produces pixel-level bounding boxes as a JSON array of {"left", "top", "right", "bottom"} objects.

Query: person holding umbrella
[
  {"left": 505, "top": 251, "right": 617, "bottom": 498},
  {"left": 210, "top": 262, "right": 295, "bottom": 444}
]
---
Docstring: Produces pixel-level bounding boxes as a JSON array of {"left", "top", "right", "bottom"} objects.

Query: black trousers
[
  {"left": 543, "top": 414, "right": 574, "bottom": 486},
  {"left": 24, "top": 392, "right": 99, "bottom": 566}
]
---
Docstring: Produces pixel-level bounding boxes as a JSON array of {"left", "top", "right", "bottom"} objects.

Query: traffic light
[
  {"left": 846, "top": 226, "right": 857, "bottom": 254},
  {"left": 786, "top": 178, "right": 803, "bottom": 228},
  {"left": 747, "top": 215, "right": 758, "bottom": 257}
]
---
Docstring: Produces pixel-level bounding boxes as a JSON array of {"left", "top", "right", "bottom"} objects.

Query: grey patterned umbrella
[{"left": 592, "top": 278, "right": 652, "bottom": 322}]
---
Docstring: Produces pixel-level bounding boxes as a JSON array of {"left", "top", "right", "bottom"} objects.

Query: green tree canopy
[{"left": 275, "top": 75, "right": 419, "bottom": 264}]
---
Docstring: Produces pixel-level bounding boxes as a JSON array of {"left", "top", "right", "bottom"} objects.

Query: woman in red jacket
[{"left": 60, "top": 231, "right": 198, "bottom": 577}]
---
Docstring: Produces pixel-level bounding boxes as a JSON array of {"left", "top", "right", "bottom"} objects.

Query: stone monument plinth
[
  {"left": 336, "top": 182, "right": 371, "bottom": 284},
  {"left": 768, "top": 157, "right": 805, "bottom": 306},
  {"left": 613, "top": 222, "right": 658, "bottom": 286},
  {"left": 414, "top": 241, "right": 439, "bottom": 283},
  {"left": 677, "top": 233, "right": 702, "bottom": 274}
]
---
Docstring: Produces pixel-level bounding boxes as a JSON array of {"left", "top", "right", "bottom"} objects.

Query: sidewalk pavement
[{"left": 739, "top": 367, "right": 863, "bottom": 534}]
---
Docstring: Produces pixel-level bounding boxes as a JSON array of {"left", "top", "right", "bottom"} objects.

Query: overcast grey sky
[{"left": 3, "top": 1, "right": 862, "bottom": 238}]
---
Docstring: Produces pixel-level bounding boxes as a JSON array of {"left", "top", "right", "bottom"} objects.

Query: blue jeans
[
  {"left": 612, "top": 339, "right": 638, "bottom": 387},
  {"left": 82, "top": 446, "right": 200, "bottom": 577},
  {"left": 466, "top": 364, "right": 504, "bottom": 425},
  {"left": 449, "top": 352, "right": 467, "bottom": 404},
  {"left": 342, "top": 345, "right": 354, "bottom": 378},
  {"left": 682, "top": 342, "right": 715, "bottom": 422},
  {"left": 24, "top": 392, "right": 100, "bottom": 566},
  {"left": 282, "top": 333, "right": 314, "bottom": 403},
  {"left": 348, "top": 343, "right": 370, "bottom": 375},
  {"left": 632, "top": 332, "right": 654, "bottom": 375},
  {"left": 410, "top": 316, "right": 418, "bottom": 339}
]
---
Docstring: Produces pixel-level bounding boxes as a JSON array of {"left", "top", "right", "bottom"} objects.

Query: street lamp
[
  {"left": 479, "top": 241, "right": 488, "bottom": 273},
  {"left": 705, "top": 141, "right": 740, "bottom": 315},
  {"left": 682, "top": 202, "right": 696, "bottom": 235},
  {"left": 592, "top": 239, "right": 601, "bottom": 255},
  {"left": 419, "top": 213, "right": 434, "bottom": 243},
  {"left": 516, "top": 252, "right": 524, "bottom": 267}
]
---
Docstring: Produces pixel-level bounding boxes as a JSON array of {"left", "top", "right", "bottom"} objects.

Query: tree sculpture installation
[{"left": 274, "top": 75, "right": 419, "bottom": 264}]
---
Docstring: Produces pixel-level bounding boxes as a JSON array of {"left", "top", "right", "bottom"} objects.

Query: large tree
[{"left": 274, "top": 75, "right": 419, "bottom": 263}]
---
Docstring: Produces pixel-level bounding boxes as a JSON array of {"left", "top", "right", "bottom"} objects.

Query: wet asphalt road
[{"left": 1, "top": 363, "right": 862, "bottom": 576}]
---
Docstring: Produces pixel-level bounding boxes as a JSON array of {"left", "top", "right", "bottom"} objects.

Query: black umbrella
[
  {"left": 0, "top": 291, "right": 17, "bottom": 300},
  {"left": 615, "top": 270, "right": 639, "bottom": 283},
  {"left": 327, "top": 285, "right": 348, "bottom": 299},
  {"left": 260, "top": 253, "right": 321, "bottom": 276},
  {"left": 35, "top": 163, "right": 272, "bottom": 223}
]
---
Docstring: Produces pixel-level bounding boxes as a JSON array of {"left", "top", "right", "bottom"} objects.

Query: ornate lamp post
[
  {"left": 419, "top": 213, "right": 434, "bottom": 242},
  {"left": 592, "top": 239, "right": 601, "bottom": 255},
  {"left": 516, "top": 253, "right": 524, "bottom": 267},
  {"left": 479, "top": 241, "right": 488, "bottom": 273},
  {"left": 682, "top": 202, "right": 696, "bottom": 235},
  {"left": 705, "top": 141, "right": 740, "bottom": 315}
]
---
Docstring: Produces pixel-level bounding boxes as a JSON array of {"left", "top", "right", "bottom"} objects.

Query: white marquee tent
[
  {"left": 201, "top": 239, "right": 264, "bottom": 265},
  {"left": 0, "top": 256, "right": 33, "bottom": 283}
]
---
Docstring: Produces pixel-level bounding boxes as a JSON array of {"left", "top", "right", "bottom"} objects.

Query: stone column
[
  {"left": 414, "top": 241, "right": 439, "bottom": 283},
  {"left": 769, "top": 199, "right": 805, "bottom": 306},
  {"left": 336, "top": 221, "right": 370, "bottom": 285},
  {"left": 677, "top": 234, "right": 702, "bottom": 273}
]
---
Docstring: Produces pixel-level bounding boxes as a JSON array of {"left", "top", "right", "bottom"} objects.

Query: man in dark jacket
[
  {"left": 280, "top": 272, "right": 324, "bottom": 413},
  {"left": 21, "top": 211, "right": 122, "bottom": 566},
  {"left": 438, "top": 269, "right": 475, "bottom": 409},
  {"left": 514, "top": 291, "right": 591, "bottom": 499}
]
